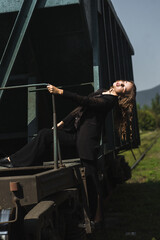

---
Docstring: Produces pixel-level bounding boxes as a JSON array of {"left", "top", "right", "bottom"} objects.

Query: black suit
[
  {"left": 62, "top": 89, "right": 117, "bottom": 161},
  {"left": 10, "top": 89, "right": 117, "bottom": 167}
]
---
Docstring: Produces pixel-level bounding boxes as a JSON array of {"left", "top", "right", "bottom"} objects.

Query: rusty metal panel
[
  {"left": 0, "top": 175, "right": 38, "bottom": 209},
  {"left": 0, "top": 165, "right": 79, "bottom": 209}
]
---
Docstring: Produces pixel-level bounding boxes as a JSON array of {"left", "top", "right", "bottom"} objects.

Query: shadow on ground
[{"left": 87, "top": 181, "right": 160, "bottom": 240}]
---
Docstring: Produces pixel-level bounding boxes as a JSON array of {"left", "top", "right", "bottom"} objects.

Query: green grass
[
  {"left": 90, "top": 129, "right": 160, "bottom": 240},
  {"left": 121, "top": 130, "right": 160, "bottom": 171},
  {"left": 127, "top": 130, "right": 160, "bottom": 182}
]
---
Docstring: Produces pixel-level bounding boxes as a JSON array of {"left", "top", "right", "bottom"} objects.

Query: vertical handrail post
[{"left": 52, "top": 94, "right": 58, "bottom": 169}]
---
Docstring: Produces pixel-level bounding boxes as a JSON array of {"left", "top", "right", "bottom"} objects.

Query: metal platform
[{"left": 0, "top": 162, "right": 80, "bottom": 209}]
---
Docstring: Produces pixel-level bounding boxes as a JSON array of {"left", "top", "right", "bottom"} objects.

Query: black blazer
[{"left": 62, "top": 89, "right": 118, "bottom": 161}]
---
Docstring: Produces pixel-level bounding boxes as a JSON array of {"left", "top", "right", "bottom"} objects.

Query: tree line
[{"left": 137, "top": 93, "right": 160, "bottom": 131}]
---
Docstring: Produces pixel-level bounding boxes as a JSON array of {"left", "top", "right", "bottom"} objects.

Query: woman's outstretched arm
[{"left": 47, "top": 84, "right": 117, "bottom": 110}]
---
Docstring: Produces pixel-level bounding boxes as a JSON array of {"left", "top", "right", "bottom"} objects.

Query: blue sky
[{"left": 111, "top": 0, "right": 160, "bottom": 91}]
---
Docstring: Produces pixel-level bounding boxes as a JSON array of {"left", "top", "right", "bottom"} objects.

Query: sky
[{"left": 111, "top": 0, "right": 160, "bottom": 91}]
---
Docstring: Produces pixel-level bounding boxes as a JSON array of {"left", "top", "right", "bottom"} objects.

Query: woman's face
[{"left": 113, "top": 80, "right": 133, "bottom": 96}]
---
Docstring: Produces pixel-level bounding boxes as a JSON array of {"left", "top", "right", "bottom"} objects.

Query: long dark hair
[{"left": 115, "top": 81, "right": 137, "bottom": 140}]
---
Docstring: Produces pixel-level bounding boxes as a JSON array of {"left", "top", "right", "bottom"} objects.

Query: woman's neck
[{"left": 102, "top": 87, "right": 118, "bottom": 96}]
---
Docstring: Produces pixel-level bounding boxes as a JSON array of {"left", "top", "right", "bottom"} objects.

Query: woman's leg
[
  {"left": 10, "top": 128, "right": 53, "bottom": 167},
  {"left": 81, "top": 159, "right": 102, "bottom": 223},
  {"left": 10, "top": 128, "right": 76, "bottom": 167}
]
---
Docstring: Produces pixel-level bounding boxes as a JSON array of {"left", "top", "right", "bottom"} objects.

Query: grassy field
[{"left": 90, "top": 129, "right": 160, "bottom": 240}]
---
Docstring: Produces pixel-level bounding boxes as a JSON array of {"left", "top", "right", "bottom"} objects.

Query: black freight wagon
[{"left": 0, "top": 0, "right": 140, "bottom": 239}]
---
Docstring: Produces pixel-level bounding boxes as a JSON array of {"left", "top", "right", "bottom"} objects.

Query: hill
[{"left": 136, "top": 84, "right": 160, "bottom": 107}]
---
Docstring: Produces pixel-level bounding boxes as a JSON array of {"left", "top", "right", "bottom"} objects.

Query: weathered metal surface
[
  {"left": 0, "top": 0, "right": 80, "bottom": 13},
  {"left": 24, "top": 200, "right": 56, "bottom": 239},
  {"left": 24, "top": 200, "right": 55, "bottom": 219},
  {"left": 36, "top": 166, "right": 78, "bottom": 200},
  {"left": 0, "top": 174, "right": 37, "bottom": 209},
  {"left": 23, "top": 190, "right": 81, "bottom": 239},
  {"left": 0, "top": 164, "right": 80, "bottom": 209}
]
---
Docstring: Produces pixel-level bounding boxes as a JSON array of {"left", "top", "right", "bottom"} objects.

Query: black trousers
[{"left": 10, "top": 128, "right": 76, "bottom": 167}]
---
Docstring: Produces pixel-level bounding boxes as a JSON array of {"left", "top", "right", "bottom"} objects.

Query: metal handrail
[
  {"left": 0, "top": 83, "right": 48, "bottom": 90},
  {"left": 52, "top": 94, "right": 58, "bottom": 169},
  {"left": 0, "top": 83, "right": 59, "bottom": 169},
  {"left": 0, "top": 197, "right": 18, "bottom": 225}
]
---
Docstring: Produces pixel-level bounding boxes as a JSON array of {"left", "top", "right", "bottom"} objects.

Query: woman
[
  {"left": 0, "top": 80, "right": 136, "bottom": 167},
  {"left": 0, "top": 80, "right": 136, "bottom": 223}
]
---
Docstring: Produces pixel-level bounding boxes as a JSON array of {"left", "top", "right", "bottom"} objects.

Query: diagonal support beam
[{"left": 0, "top": 0, "right": 38, "bottom": 100}]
